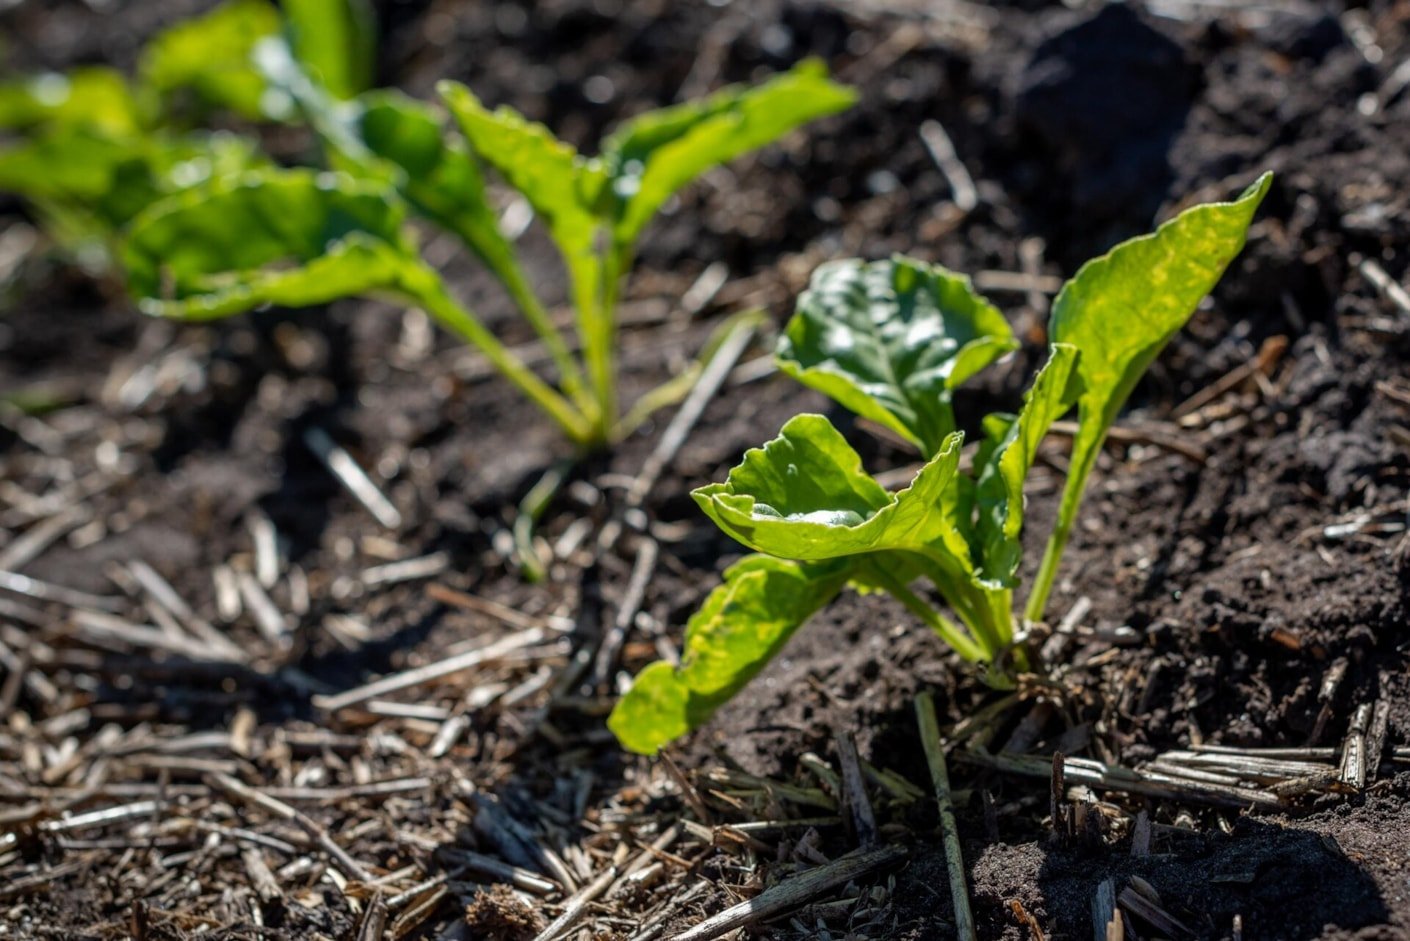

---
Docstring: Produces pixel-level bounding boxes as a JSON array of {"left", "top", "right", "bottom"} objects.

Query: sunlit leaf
[
  {"left": 693, "top": 413, "right": 971, "bottom": 564},
  {"left": 439, "top": 81, "right": 613, "bottom": 414},
  {"left": 0, "top": 127, "right": 264, "bottom": 235},
  {"left": 123, "top": 168, "right": 415, "bottom": 320},
  {"left": 123, "top": 166, "right": 593, "bottom": 442},
  {"left": 282, "top": 0, "right": 376, "bottom": 99},
  {"left": 437, "top": 80, "right": 607, "bottom": 279},
  {"left": 1026, "top": 172, "right": 1272, "bottom": 621},
  {"left": 972, "top": 342, "right": 1080, "bottom": 586},
  {"left": 0, "top": 68, "right": 143, "bottom": 135},
  {"left": 777, "top": 256, "right": 1017, "bottom": 457},
  {"left": 608, "top": 555, "right": 851, "bottom": 754},
  {"left": 139, "top": 0, "right": 285, "bottom": 120},
  {"left": 603, "top": 59, "right": 856, "bottom": 249}
]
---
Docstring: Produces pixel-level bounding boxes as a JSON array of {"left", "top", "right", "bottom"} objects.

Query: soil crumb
[{"left": 464, "top": 884, "right": 546, "bottom": 941}]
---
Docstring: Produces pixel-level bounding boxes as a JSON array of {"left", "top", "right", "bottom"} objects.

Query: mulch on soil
[{"left": 2, "top": 1, "right": 1409, "bottom": 939}]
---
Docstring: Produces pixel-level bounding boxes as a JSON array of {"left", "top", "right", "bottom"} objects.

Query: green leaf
[
  {"left": 329, "top": 84, "right": 585, "bottom": 401},
  {"left": 282, "top": 0, "right": 376, "bottom": 99},
  {"left": 257, "top": 46, "right": 523, "bottom": 304},
  {"left": 0, "top": 68, "right": 143, "bottom": 135},
  {"left": 353, "top": 93, "right": 540, "bottom": 313},
  {"left": 0, "top": 126, "right": 265, "bottom": 234},
  {"left": 693, "top": 413, "right": 970, "bottom": 564},
  {"left": 1025, "top": 172, "right": 1272, "bottom": 622},
  {"left": 607, "top": 555, "right": 851, "bottom": 754},
  {"left": 438, "top": 80, "right": 613, "bottom": 420},
  {"left": 437, "top": 81, "right": 607, "bottom": 275},
  {"left": 603, "top": 58, "right": 856, "bottom": 250},
  {"left": 122, "top": 167, "right": 593, "bottom": 443},
  {"left": 123, "top": 168, "right": 416, "bottom": 320},
  {"left": 972, "top": 343, "right": 1080, "bottom": 586},
  {"left": 139, "top": 0, "right": 285, "bottom": 121},
  {"left": 777, "top": 256, "right": 1018, "bottom": 457}
]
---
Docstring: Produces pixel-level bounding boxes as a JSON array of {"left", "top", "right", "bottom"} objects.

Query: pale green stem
[
  {"left": 492, "top": 253, "right": 593, "bottom": 416},
  {"left": 399, "top": 264, "right": 593, "bottom": 446},
  {"left": 1023, "top": 426, "right": 1104, "bottom": 624},
  {"left": 513, "top": 458, "right": 573, "bottom": 582},
  {"left": 909, "top": 549, "right": 1006, "bottom": 661},
  {"left": 579, "top": 244, "right": 628, "bottom": 447},
  {"left": 1024, "top": 520, "right": 1070, "bottom": 626},
  {"left": 865, "top": 562, "right": 986, "bottom": 663},
  {"left": 985, "top": 588, "right": 1016, "bottom": 649}
]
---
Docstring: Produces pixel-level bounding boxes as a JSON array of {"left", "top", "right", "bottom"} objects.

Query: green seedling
[
  {"left": 124, "top": 60, "right": 855, "bottom": 450},
  {"left": 609, "top": 173, "right": 1271, "bottom": 754},
  {"left": 0, "top": 0, "right": 373, "bottom": 263}
]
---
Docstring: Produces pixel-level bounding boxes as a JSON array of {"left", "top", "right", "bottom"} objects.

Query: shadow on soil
[{"left": 909, "top": 817, "right": 1391, "bottom": 941}]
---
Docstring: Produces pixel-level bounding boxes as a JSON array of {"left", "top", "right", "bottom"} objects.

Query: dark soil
[{"left": 2, "top": 1, "right": 1409, "bottom": 939}]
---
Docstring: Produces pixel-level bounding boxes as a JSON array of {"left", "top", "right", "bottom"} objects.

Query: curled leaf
[{"left": 693, "top": 413, "right": 970, "bottom": 564}]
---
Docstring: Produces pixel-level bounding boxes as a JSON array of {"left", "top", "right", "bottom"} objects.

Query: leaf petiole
[
  {"left": 860, "top": 559, "right": 986, "bottom": 664},
  {"left": 398, "top": 263, "right": 595, "bottom": 447}
]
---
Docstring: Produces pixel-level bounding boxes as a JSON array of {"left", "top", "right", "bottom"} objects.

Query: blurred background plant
[{"left": 0, "top": 0, "right": 376, "bottom": 274}]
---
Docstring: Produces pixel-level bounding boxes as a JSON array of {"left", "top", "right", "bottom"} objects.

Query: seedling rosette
[
  {"left": 609, "top": 173, "right": 1272, "bottom": 754},
  {"left": 122, "top": 58, "right": 855, "bottom": 451}
]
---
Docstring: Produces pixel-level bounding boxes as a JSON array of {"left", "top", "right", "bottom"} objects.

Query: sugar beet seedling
[
  {"left": 122, "top": 59, "right": 856, "bottom": 452},
  {"left": 609, "top": 173, "right": 1271, "bottom": 754}
]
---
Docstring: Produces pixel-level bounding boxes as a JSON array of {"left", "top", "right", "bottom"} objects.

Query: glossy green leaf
[
  {"left": 972, "top": 343, "right": 1080, "bottom": 586},
  {"left": 123, "top": 168, "right": 416, "bottom": 320},
  {"left": 608, "top": 555, "right": 851, "bottom": 754},
  {"left": 693, "top": 413, "right": 970, "bottom": 564},
  {"left": 1025, "top": 172, "right": 1272, "bottom": 622},
  {"left": 777, "top": 256, "right": 1017, "bottom": 457},
  {"left": 282, "top": 0, "right": 376, "bottom": 99},
  {"left": 603, "top": 59, "right": 856, "bottom": 249},
  {"left": 139, "top": 0, "right": 285, "bottom": 120},
  {"left": 0, "top": 68, "right": 142, "bottom": 135}
]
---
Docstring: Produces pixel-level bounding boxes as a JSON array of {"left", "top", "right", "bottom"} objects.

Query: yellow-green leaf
[
  {"left": 282, "top": 0, "right": 376, "bottom": 99},
  {"left": 0, "top": 68, "right": 143, "bottom": 135},
  {"left": 972, "top": 343, "right": 1081, "bottom": 586},
  {"left": 604, "top": 59, "right": 855, "bottom": 250},
  {"left": 123, "top": 168, "right": 415, "bottom": 320},
  {"left": 0, "top": 127, "right": 264, "bottom": 235},
  {"left": 139, "top": 0, "right": 284, "bottom": 121},
  {"left": 607, "top": 555, "right": 851, "bottom": 754},
  {"left": 1026, "top": 172, "right": 1272, "bottom": 622}
]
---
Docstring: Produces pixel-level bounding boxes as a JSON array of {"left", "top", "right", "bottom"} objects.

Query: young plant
[
  {"left": 608, "top": 173, "right": 1272, "bottom": 754},
  {"left": 0, "top": 0, "right": 374, "bottom": 264},
  {"left": 122, "top": 61, "right": 856, "bottom": 450}
]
